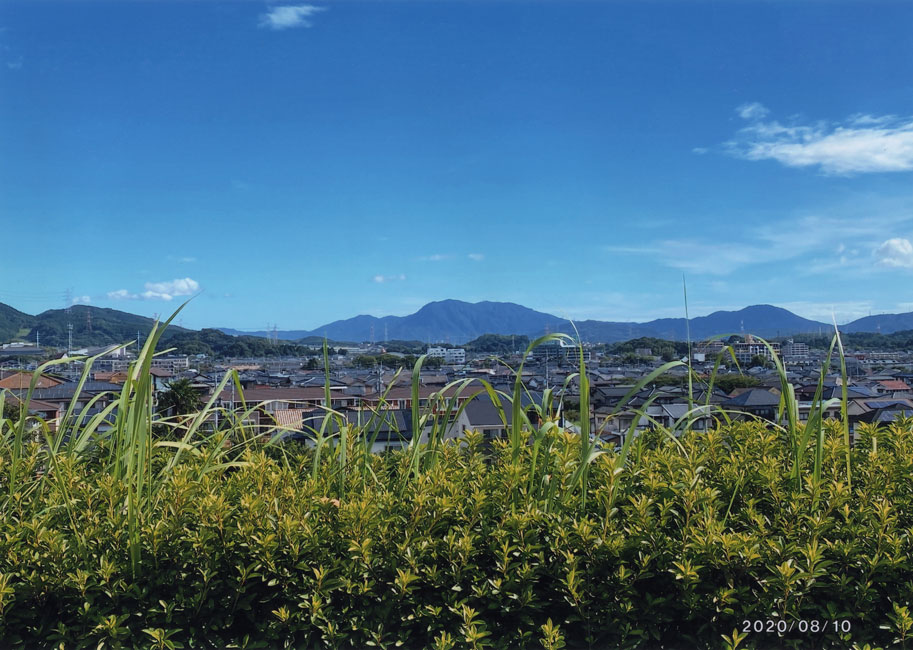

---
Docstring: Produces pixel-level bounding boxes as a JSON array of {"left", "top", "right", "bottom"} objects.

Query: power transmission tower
[{"left": 64, "top": 288, "right": 73, "bottom": 354}]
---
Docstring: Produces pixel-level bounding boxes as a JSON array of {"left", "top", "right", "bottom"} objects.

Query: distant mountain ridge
[
  {"left": 218, "top": 300, "right": 906, "bottom": 344},
  {"left": 0, "top": 304, "right": 189, "bottom": 349},
  {"left": 2, "top": 299, "right": 913, "bottom": 349}
]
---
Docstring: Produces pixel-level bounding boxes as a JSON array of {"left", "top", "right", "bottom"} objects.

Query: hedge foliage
[{"left": 2, "top": 419, "right": 913, "bottom": 649}]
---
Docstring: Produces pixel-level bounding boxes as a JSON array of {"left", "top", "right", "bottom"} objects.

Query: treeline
[
  {"left": 165, "top": 329, "right": 320, "bottom": 358},
  {"left": 464, "top": 334, "right": 530, "bottom": 354},
  {"left": 352, "top": 354, "right": 443, "bottom": 369},
  {"left": 791, "top": 329, "right": 913, "bottom": 351},
  {"left": 606, "top": 337, "right": 690, "bottom": 360}
]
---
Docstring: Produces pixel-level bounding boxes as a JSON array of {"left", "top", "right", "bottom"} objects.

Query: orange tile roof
[
  {"left": 879, "top": 380, "right": 911, "bottom": 391},
  {"left": 0, "top": 372, "right": 64, "bottom": 390}
]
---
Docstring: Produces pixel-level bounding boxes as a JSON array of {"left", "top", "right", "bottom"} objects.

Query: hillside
[
  {"left": 30, "top": 305, "right": 189, "bottom": 348},
  {"left": 0, "top": 303, "right": 34, "bottom": 343},
  {"left": 840, "top": 312, "right": 913, "bottom": 335}
]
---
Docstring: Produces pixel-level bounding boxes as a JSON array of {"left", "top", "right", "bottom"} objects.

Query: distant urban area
[{"left": 3, "top": 299, "right": 912, "bottom": 447}]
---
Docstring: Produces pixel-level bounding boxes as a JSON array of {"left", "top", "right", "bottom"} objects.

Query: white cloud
[
  {"left": 467, "top": 253, "right": 484, "bottom": 261},
  {"left": 691, "top": 147, "right": 709, "bottom": 155},
  {"left": 726, "top": 105, "right": 913, "bottom": 174},
  {"left": 71, "top": 295, "right": 91, "bottom": 305},
  {"left": 418, "top": 254, "right": 450, "bottom": 262},
  {"left": 108, "top": 278, "right": 200, "bottom": 301},
  {"left": 736, "top": 102, "right": 770, "bottom": 121},
  {"left": 373, "top": 274, "right": 406, "bottom": 284},
  {"left": 259, "top": 5, "right": 323, "bottom": 30},
  {"left": 141, "top": 278, "right": 200, "bottom": 301},
  {"left": 875, "top": 237, "right": 913, "bottom": 268}
]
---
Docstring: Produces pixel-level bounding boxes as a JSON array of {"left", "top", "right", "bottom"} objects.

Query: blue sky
[{"left": 2, "top": 1, "right": 913, "bottom": 331}]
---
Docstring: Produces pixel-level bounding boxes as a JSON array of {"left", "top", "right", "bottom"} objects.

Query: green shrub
[{"left": 0, "top": 419, "right": 911, "bottom": 648}]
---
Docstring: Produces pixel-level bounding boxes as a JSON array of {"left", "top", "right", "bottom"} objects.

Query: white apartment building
[{"left": 427, "top": 347, "right": 466, "bottom": 364}]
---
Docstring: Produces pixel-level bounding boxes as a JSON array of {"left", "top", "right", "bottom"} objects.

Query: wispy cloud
[
  {"left": 107, "top": 289, "right": 138, "bottom": 301},
  {"left": 108, "top": 278, "right": 200, "bottom": 301},
  {"left": 373, "top": 274, "right": 406, "bottom": 284},
  {"left": 418, "top": 254, "right": 451, "bottom": 262},
  {"left": 467, "top": 253, "right": 484, "bottom": 262},
  {"left": 259, "top": 4, "right": 324, "bottom": 30},
  {"left": 736, "top": 102, "right": 770, "bottom": 121},
  {"left": 875, "top": 237, "right": 913, "bottom": 268},
  {"left": 725, "top": 103, "right": 913, "bottom": 174},
  {"left": 70, "top": 295, "right": 91, "bottom": 305},
  {"left": 616, "top": 212, "right": 913, "bottom": 276}
]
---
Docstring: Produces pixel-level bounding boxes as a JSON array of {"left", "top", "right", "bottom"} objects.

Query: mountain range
[
  {"left": 3, "top": 300, "right": 913, "bottom": 350},
  {"left": 221, "top": 299, "right": 913, "bottom": 344}
]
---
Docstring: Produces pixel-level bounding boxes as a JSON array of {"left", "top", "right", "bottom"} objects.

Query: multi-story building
[
  {"left": 781, "top": 340, "right": 809, "bottom": 360},
  {"left": 427, "top": 347, "right": 466, "bottom": 364},
  {"left": 733, "top": 335, "right": 781, "bottom": 365}
]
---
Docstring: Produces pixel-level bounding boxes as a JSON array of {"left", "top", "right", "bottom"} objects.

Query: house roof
[
  {"left": 0, "top": 372, "right": 64, "bottom": 390},
  {"left": 28, "top": 381, "right": 123, "bottom": 401},
  {"left": 878, "top": 380, "right": 911, "bottom": 391},
  {"left": 723, "top": 388, "right": 780, "bottom": 408}
]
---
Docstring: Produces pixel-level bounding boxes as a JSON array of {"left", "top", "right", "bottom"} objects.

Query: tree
[
  {"left": 305, "top": 358, "right": 319, "bottom": 370},
  {"left": 749, "top": 354, "right": 771, "bottom": 369},
  {"left": 157, "top": 378, "right": 202, "bottom": 417}
]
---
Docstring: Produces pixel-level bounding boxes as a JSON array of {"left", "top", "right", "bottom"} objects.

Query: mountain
[
  {"left": 840, "top": 312, "right": 913, "bottom": 335},
  {"left": 0, "top": 303, "right": 34, "bottom": 343},
  {"left": 252, "top": 301, "right": 835, "bottom": 344},
  {"left": 0, "top": 303, "right": 190, "bottom": 349},
  {"left": 293, "top": 300, "right": 564, "bottom": 343},
  {"left": 3, "top": 299, "right": 912, "bottom": 351},
  {"left": 636, "top": 305, "right": 830, "bottom": 341},
  {"left": 219, "top": 327, "right": 313, "bottom": 341}
]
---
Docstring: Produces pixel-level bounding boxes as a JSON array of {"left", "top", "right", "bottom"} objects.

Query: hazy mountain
[
  {"left": 273, "top": 301, "right": 835, "bottom": 344},
  {"left": 218, "top": 327, "right": 313, "bottom": 341},
  {"left": 296, "top": 301, "right": 564, "bottom": 343},
  {"left": 840, "top": 312, "right": 913, "bottom": 335},
  {"left": 636, "top": 305, "right": 831, "bottom": 341}
]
